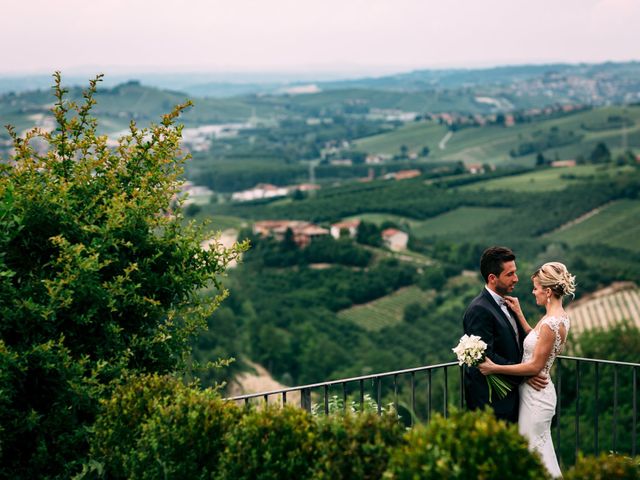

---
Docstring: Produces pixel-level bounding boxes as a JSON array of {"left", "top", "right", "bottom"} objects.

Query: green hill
[
  {"left": 546, "top": 199, "right": 640, "bottom": 252},
  {"left": 352, "top": 105, "right": 640, "bottom": 167},
  {"left": 337, "top": 286, "right": 435, "bottom": 331},
  {"left": 461, "top": 164, "right": 634, "bottom": 192},
  {"left": 0, "top": 81, "right": 265, "bottom": 134},
  {"left": 354, "top": 121, "right": 448, "bottom": 156},
  {"left": 348, "top": 207, "right": 513, "bottom": 239}
]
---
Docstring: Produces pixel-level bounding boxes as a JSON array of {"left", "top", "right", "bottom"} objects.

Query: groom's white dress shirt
[{"left": 485, "top": 286, "right": 519, "bottom": 343}]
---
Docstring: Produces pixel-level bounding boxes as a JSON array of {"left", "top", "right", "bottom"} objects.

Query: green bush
[
  {"left": 0, "top": 338, "right": 100, "bottom": 480},
  {"left": 312, "top": 411, "right": 406, "bottom": 480},
  {"left": 89, "top": 374, "right": 239, "bottom": 479},
  {"left": 564, "top": 453, "right": 640, "bottom": 480},
  {"left": 383, "top": 408, "right": 549, "bottom": 480},
  {"left": 218, "top": 405, "right": 318, "bottom": 480},
  {"left": 0, "top": 74, "right": 245, "bottom": 479}
]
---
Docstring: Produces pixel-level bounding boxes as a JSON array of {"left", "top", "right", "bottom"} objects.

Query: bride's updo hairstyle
[{"left": 531, "top": 262, "right": 576, "bottom": 299}]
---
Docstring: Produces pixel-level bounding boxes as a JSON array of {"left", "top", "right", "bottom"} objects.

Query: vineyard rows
[{"left": 567, "top": 282, "right": 640, "bottom": 335}]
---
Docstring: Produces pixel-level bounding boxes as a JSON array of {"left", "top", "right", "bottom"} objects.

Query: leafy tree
[
  {"left": 590, "top": 142, "right": 612, "bottom": 164},
  {"left": 356, "top": 220, "right": 382, "bottom": 247},
  {"left": 0, "top": 73, "right": 246, "bottom": 479}
]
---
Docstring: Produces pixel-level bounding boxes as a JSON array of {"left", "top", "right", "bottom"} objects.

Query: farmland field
[
  {"left": 354, "top": 121, "right": 448, "bottom": 156},
  {"left": 462, "top": 164, "right": 632, "bottom": 192},
  {"left": 546, "top": 199, "right": 640, "bottom": 252},
  {"left": 337, "top": 286, "right": 435, "bottom": 331},
  {"left": 352, "top": 105, "right": 640, "bottom": 167},
  {"left": 348, "top": 206, "right": 512, "bottom": 239},
  {"left": 567, "top": 283, "right": 640, "bottom": 336},
  {"left": 408, "top": 206, "right": 512, "bottom": 238}
]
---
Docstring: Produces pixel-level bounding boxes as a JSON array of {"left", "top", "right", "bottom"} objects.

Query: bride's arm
[
  {"left": 479, "top": 325, "right": 554, "bottom": 376},
  {"left": 504, "top": 296, "right": 532, "bottom": 334}
]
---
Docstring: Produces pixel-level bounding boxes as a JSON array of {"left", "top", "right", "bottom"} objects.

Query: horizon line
[{"left": 2, "top": 58, "right": 640, "bottom": 78}]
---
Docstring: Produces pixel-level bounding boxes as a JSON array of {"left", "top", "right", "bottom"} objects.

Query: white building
[
  {"left": 330, "top": 219, "right": 361, "bottom": 239},
  {"left": 382, "top": 228, "right": 409, "bottom": 251},
  {"left": 232, "top": 184, "right": 289, "bottom": 202}
]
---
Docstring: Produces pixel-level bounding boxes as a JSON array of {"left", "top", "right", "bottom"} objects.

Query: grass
[
  {"left": 337, "top": 286, "right": 435, "bottom": 331},
  {"left": 347, "top": 206, "right": 513, "bottom": 239},
  {"left": 408, "top": 206, "right": 512, "bottom": 238},
  {"left": 354, "top": 121, "right": 448, "bottom": 156},
  {"left": 546, "top": 199, "right": 640, "bottom": 252},
  {"left": 461, "top": 164, "right": 633, "bottom": 192}
]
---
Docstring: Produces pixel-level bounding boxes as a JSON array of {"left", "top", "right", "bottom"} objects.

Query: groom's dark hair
[{"left": 480, "top": 246, "right": 515, "bottom": 283}]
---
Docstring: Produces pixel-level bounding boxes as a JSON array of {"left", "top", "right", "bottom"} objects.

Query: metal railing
[{"left": 227, "top": 355, "right": 639, "bottom": 465}]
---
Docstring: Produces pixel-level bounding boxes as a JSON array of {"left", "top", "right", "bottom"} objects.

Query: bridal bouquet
[{"left": 452, "top": 334, "right": 511, "bottom": 402}]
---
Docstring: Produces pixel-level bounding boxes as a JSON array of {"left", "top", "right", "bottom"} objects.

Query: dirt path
[
  {"left": 227, "top": 360, "right": 300, "bottom": 406},
  {"left": 438, "top": 131, "right": 453, "bottom": 150}
]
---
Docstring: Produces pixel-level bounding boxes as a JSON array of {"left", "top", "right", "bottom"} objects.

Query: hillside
[
  {"left": 196, "top": 161, "right": 640, "bottom": 394},
  {"left": 354, "top": 105, "right": 640, "bottom": 166},
  {"left": 4, "top": 70, "right": 639, "bottom": 396},
  {"left": 567, "top": 282, "right": 640, "bottom": 336}
]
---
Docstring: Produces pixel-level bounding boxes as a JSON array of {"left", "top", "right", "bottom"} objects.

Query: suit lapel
[
  {"left": 506, "top": 305, "right": 525, "bottom": 353},
  {"left": 482, "top": 289, "right": 521, "bottom": 354}
]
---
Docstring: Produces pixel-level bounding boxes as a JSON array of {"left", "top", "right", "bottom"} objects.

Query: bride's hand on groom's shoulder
[{"left": 504, "top": 296, "right": 522, "bottom": 316}]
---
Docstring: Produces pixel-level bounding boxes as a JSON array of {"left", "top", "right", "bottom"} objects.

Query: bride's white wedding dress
[{"left": 518, "top": 315, "right": 569, "bottom": 478}]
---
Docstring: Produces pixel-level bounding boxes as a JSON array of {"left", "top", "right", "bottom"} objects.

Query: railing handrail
[
  {"left": 226, "top": 355, "right": 639, "bottom": 401},
  {"left": 558, "top": 355, "right": 640, "bottom": 368},
  {"left": 227, "top": 360, "right": 459, "bottom": 401}
]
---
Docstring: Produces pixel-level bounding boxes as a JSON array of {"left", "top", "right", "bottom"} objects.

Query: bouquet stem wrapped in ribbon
[{"left": 453, "top": 334, "right": 511, "bottom": 403}]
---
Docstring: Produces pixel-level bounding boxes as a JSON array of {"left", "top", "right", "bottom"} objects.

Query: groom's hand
[{"left": 527, "top": 374, "right": 549, "bottom": 391}]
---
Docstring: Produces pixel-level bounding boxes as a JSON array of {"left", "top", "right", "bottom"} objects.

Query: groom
[{"left": 462, "top": 246, "right": 546, "bottom": 423}]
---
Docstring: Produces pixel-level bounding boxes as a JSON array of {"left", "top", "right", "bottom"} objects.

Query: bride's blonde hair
[{"left": 532, "top": 262, "right": 576, "bottom": 298}]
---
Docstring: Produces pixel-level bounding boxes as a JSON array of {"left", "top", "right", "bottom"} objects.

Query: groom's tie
[{"left": 498, "top": 298, "right": 519, "bottom": 343}]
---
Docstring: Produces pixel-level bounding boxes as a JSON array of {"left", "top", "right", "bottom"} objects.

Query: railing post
[
  {"left": 394, "top": 374, "right": 398, "bottom": 413},
  {"left": 459, "top": 365, "right": 465, "bottom": 409},
  {"left": 575, "top": 360, "right": 580, "bottom": 463},
  {"left": 342, "top": 382, "right": 347, "bottom": 414},
  {"left": 594, "top": 362, "right": 599, "bottom": 454},
  {"left": 427, "top": 369, "right": 432, "bottom": 424},
  {"left": 377, "top": 378, "right": 382, "bottom": 415},
  {"left": 556, "top": 358, "right": 562, "bottom": 457},
  {"left": 633, "top": 367, "right": 637, "bottom": 456},
  {"left": 324, "top": 384, "right": 329, "bottom": 415},
  {"left": 301, "top": 388, "right": 311, "bottom": 412},
  {"left": 444, "top": 366, "right": 449, "bottom": 419},
  {"left": 613, "top": 365, "right": 618, "bottom": 452},
  {"left": 411, "top": 372, "right": 416, "bottom": 426}
]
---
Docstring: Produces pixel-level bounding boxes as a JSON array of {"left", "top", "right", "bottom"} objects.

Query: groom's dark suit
[{"left": 463, "top": 287, "right": 526, "bottom": 423}]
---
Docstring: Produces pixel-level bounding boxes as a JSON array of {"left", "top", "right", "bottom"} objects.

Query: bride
[{"left": 479, "top": 262, "right": 576, "bottom": 478}]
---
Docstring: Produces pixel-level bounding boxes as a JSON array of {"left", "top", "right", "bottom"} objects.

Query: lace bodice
[{"left": 522, "top": 315, "right": 570, "bottom": 376}]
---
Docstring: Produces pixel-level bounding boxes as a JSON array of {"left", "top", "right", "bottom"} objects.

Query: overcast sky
[{"left": 2, "top": 0, "right": 639, "bottom": 76}]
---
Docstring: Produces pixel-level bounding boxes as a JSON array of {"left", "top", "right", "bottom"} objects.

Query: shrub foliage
[
  {"left": 383, "top": 408, "right": 550, "bottom": 479},
  {"left": 564, "top": 453, "right": 640, "bottom": 480},
  {"left": 312, "top": 411, "right": 406, "bottom": 480},
  {"left": 89, "top": 374, "right": 240, "bottom": 479},
  {"left": 0, "top": 74, "right": 245, "bottom": 479}
]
